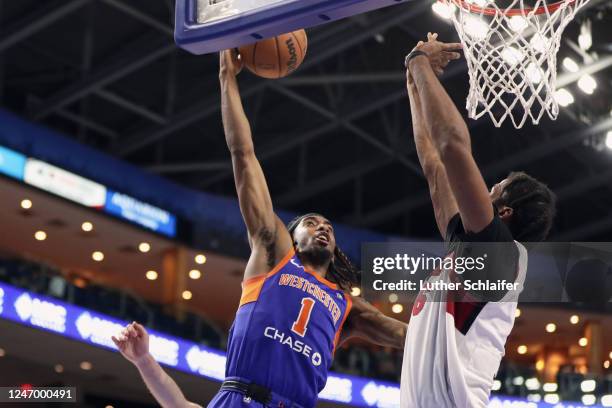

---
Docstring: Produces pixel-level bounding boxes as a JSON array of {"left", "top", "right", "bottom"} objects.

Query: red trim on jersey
[{"left": 446, "top": 291, "right": 486, "bottom": 335}]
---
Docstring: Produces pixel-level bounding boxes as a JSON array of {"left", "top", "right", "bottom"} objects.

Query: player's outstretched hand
[
  {"left": 112, "top": 321, "right": 150, "bottom": 366},
  {"left": 219, "top": 49, "right": 243, "bottom": 78},
  {"left": 415, "top": 33, "right": 462, "bottom": 77}
]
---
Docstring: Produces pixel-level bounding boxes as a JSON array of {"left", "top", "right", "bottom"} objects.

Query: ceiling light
[
  {"left": 578, "top": 20, "right": 592, "bottom": 51},
  {"left": 554, "top": 88, "right": 574, "bottom": 107},
  {"left": 0, "top": 348, "right": 5, "bottom": 357},
  {"left": 432, "top": 2, "right": 456, "bottom": 20},
  {"left": 81, "top": 222, "right": 93, "bottom": 232},
  {"left": 605, "top": 131, "right": 612, "bottom": 150},
  {"left": 530, "top": 34, "right": 549, "bottom": 54},
  {"left": 581, "top": 379, "right": 596, "bottom": 393},
  {"left": 536, "top": 359, "right": 545, "bottom": 371},
  {"left": 20, "top": 199, "right": 32, "bottom": 210},
  {"left": 526, "top": 62, "right": 543, "bottom": 84},
  {"left": 34, "top": 231, "right": 47, "bottom": 241},
  {"left": 54, "top": 364, "right": 64, "bottom": 373},
  {"left": 543, "top": 383, "right": 558, "bottom": 392},
  {"left": 92, "top": 251, "right": 104, "bottom": 262},
  {"left": 513, "top": 376, "right": 524, "bottom": 386},
  {"left": 526, "top": 377, "right": 540, "bottom": 390},
  {"left": 545, "top": 323, "right": 556, "bottom": 333},
  {"left": 138, "top": 242, "right": 151, "bottom": 253},
  {"left": 562, "top": 57, "right": 579, "bottom": 73},
  {"left": 80, "top": 361, "right": 92, "bottom": 370},
  {"left": 517, "top": 345, "right": 528, "bottom": 354},
  {"left": 492, "top": 380, "right": 501, "bottom": 391},
  {"left": 502, "top": 46, "right": 524, "bottom": 66},
  {"left": 579, "top": 337, "right": 588, "bottom": 347},
  {"left": 570, "top": 314, "right": 580, "bottom": 324},
  {"left": 189, "top": 269, "right": 202, "bottom": 280},
  {"left": 146, "top": 271, "right": 158, "bottom": 281},
  {"left": 577, "top": 74, "right": 597, "bottom": 94},
  {"left": 391, "top": 304, "right": 403, "bottom": 314},
  {"left": 515, "top": 308, "right": 521, "bottom": 318},
  {"left": 464, "top": 15, "right": 489, "bottom": 40},
  {"left": 182, "top": 290, "right": 192, "bottom": 300},
  {"left": 195, "top": 254, "right": 207, "bottom": 265},
  {"left": 350, "top": 287, "right": 361, "bottom": 296},
  {"left": 604, "top": 360, "right": 610, "bottom": 369},
  {"left": 388, "top": 293, "right": 398, "bottom": 303},
  {"left": 508, "top": 16, "right": 528, "bottom": 33}
]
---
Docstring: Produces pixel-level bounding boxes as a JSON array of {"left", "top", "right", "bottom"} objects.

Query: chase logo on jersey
[{"left": 264, "top": 326, "right": 322, "bottom": 366}]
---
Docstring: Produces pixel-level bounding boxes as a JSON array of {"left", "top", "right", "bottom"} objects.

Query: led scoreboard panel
[{"left": 0, "top": 144, "right": 177, "bottom": 238}]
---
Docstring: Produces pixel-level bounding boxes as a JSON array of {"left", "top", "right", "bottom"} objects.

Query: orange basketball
[{"left": 239, "top": 29, "right": 307, "bottom": 79}]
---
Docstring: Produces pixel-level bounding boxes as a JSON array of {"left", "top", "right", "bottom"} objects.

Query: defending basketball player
[{"left": 400, "top": 33, "right": 556, "bottom": 407}]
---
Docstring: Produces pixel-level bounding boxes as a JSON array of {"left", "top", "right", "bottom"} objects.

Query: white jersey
[{"left": 400, "top": 241, "right": 527, "bottom": 408}]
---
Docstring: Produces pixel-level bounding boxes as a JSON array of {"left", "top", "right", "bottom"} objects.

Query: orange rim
[{"left": 445, "top": 0, "right": 576, "bottom": 16}]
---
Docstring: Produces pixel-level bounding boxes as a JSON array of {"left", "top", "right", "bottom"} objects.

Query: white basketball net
[{"left": 441, "top": 0, "right": 590, "bottom": 128}]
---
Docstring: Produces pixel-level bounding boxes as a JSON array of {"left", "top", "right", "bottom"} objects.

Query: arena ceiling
[{"left": 2, "top": 0, "right": 612, "bottom": 241}]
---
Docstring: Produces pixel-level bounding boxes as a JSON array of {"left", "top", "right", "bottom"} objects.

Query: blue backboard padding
[
  {"left": 175, "top": 0, "right": 410, "bottom": 54},
  {"left": 0, "top": 109, "right": 391, "bottom": 260}
]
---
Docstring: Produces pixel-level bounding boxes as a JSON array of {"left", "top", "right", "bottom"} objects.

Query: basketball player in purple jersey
[
  {"left": 112, "top": 50, "right": 408, "bottom": 408},
  {"left": 206, "top": 49, "right": 408, "bottom": 408},
  {"left": 400, "top": 33, "right": 556, "bottom": 407}
]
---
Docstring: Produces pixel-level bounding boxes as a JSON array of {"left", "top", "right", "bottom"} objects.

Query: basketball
[{"left": 239, "top": 29, "right": 307, "bottom": 79}]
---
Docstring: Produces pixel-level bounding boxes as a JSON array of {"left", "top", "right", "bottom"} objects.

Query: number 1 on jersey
[{"left": 291, "top": 297, "right": 315, "bottom": 337}]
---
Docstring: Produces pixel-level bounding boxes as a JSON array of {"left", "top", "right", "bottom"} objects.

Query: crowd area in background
[
  {"left": 0, "top": 256, "right": 223, "bottom": 349},
  {"left": 1, "top": 256, "right": 611, "bottom": 403}
]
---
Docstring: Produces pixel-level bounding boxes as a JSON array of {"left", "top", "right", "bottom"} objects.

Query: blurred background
[{"left": 0, "top": 0, "right": 611, "bottom": 407}]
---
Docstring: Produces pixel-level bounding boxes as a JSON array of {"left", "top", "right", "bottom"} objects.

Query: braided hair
[
  {"left": 494, "top": 172, "right": 556, "bottom": 242},
  {"left": 287, "top": 213, "right": 361, "bottom": 291}
]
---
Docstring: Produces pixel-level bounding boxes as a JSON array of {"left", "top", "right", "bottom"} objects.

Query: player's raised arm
[
  {"left": 407, "top": 34, "right": 494, "bottom": 234},
  {"left": 341, "top": 297, "right": 407, "bottom": 349},
  {"left": 219, "top": 50, "right": 292, "bottom": 268},
  {"left": 112, "top": 322, "right": 202, "bottom": 408},
  {"left": 406, "top": 61, "right": 458, "bottom": 238}
]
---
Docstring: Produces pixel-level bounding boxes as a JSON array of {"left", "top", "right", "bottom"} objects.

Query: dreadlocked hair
[
  {"left": 287, "top": 213, "right": 361, "bottom": 291},
  {"left": 494, "top": 172, "right": 557, "bottom": 242}
]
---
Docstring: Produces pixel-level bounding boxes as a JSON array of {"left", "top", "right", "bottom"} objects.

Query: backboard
[{"left": 175, "top": 0, "right": 409, "bottom": 55}]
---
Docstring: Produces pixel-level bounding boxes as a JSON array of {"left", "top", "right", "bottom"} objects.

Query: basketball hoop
[{"left": 440, "top": 0, "right": 591, "bottom": 128}]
